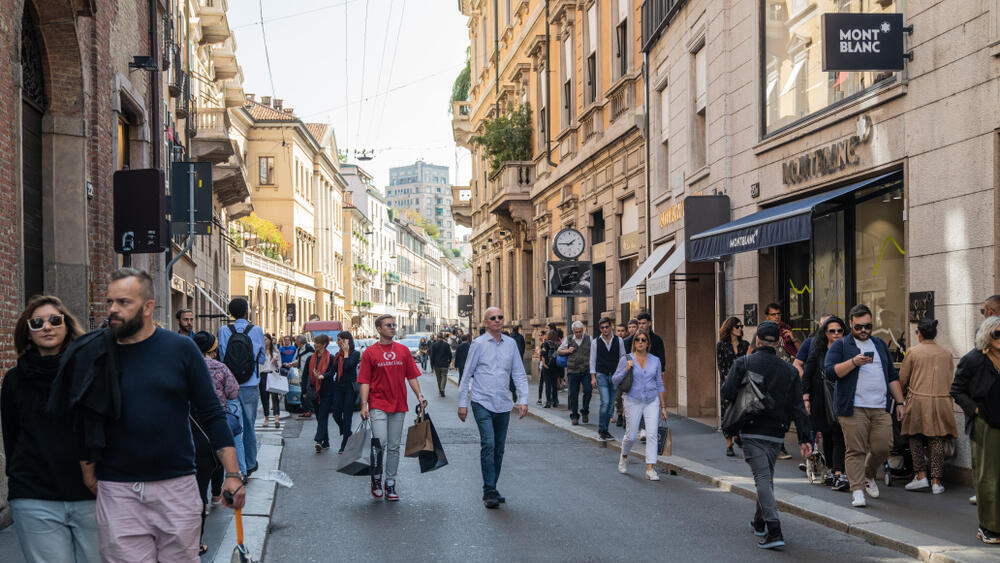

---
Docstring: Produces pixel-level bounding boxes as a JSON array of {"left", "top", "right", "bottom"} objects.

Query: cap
[{"left": 756, "top": 321, "right": 781, "bottom": 344}]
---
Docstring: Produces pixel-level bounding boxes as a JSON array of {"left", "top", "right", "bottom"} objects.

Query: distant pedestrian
[
  {"left": 721, "top": 321, "right": 812, "bottom": 550},
  {"left": 307, "top": 334, "right": 337, "bottom": 451},
  {"left": 558, "top": 321, "right": 592, "bottom": 425},
  {"left": 539, "top": 329, "right": 561, "bottom": 408},
  {"left": 176, "top": 308, "right": 195, "bottom": 338},
  {"left": 2, "top": 295, "right": 95, "bottom": 563},
  {"left": 329, "top": 331, "right": 361, "bottom": 453},
  {"left": 52, "top": 269, "right": 245, "bottom": 562},
  {"left": 218, "top": 297, "right": 265, "bottom": 477},
  {"left": 969, "top": 296, "right": 1000, "bottom": 506},
  {"left": 511, "top": 325, "right": 526, "bottom": 359},
  {"left": 260, "top": 333, "right": 283, "bottom": 429},
  {"left": 825, "top": 304, "right": 907, "bottom": 508},
  {"left": 455, "top": 334, "right": 471, "bottom": 379},
  {"left": 359, "top": 314, "right": 426, "bottom": 501},
  {"left": 762, "top": 302, "right": 800, "bottom": 361},
  {"left": 278, "top": 336, "right": 296, "bottom": 366},
  {"left": 802, "top": 316, "right": 849, "bottom": 491},
  {"left": 950, "top": 315, "right": 1000, "bottom": 544},
  {"left": 615, "top": 323, "right": 628, "bottom": 339},
  {"left": 899, "top": 319, "right": 958, "bottom": 494},
  {"left": 430, "top": 331, "right": 453, "bottom": 397},
  {"left": 717, "top": 317, "right": 750, "bottom": 456},
  {"left": 793, "top": 314, "right": 833, "bottom": 377},
  {"left": 457, "top": 307, "right": 529, "bottom": 509},
  {"left": 627, "top": 319, "right": 638, "bottom": 337},
  {"left": 590, "top": 317, "right": 626, "bottom": 441},
  {"left": 613, "top": 329, "right": 666, "bottom": 481},
  {"left": 418, "top": 337, "right": 429, "bottom": 370}
]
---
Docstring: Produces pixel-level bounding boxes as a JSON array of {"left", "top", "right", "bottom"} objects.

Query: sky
[{"left": 228, "top": 0, "right": 472, "bottom": 195}]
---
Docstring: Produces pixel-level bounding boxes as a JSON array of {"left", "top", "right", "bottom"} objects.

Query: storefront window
[
  {"left": 813, "top": 210, "right": 846, "bottom": 320},
  {"left": 854, "top": 185, "right": 905, "bottom": 359},
  {"left": 762, "top": 0, "right": 898, "bottom": 134}
]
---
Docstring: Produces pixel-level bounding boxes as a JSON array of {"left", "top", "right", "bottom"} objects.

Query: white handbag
[{"left": 266, "top": 371, "right": 289, "bottom": 395}]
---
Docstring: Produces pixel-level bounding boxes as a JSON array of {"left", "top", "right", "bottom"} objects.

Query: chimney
[
  {"left": 273, "top": 98, "right": 283, "bottom": 110},
  {"left": 284, "top": 108, "right": 294, "bottom": 115},
  {"left": 245, "top": 93, "right": 255, "bottom": 102},
  {"left": 261, "top": 95, "right": 271, "bottom": 107}
]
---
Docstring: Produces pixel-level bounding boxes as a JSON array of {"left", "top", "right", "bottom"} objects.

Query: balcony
[
  {"left": 384, "top": 272, "right": 400, "bottom": 285},
  {"left": 642, "top": 0, "right": 689, "bottom": 53},
  {"left": 450, "top": 185, "right": 472, "bottom": 228},
  {"left": 451, "top": 101, "right": 472, "bottom": 148},
  {"left": 608, "top": 79, "right": 635, "bottom": 124},
  {"left": 190, "top": 107, "right": 234, "bottom": 163},
  {"left": 211, "top": 42, "right": 239, "bottom": 81},
  {"left": 487, "top": 161, "right": 533, "bottom": 215},
  {"left": 212, "top": 142, "right": 252, "bottom": 216},
  {"left": 231, "top": 247, "right": 296, "bottom": 283},
  {"left": 196, "top": 0, "right": 231, "bottom": 46}
]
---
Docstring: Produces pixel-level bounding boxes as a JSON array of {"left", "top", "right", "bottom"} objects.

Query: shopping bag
[
  {"left": 266, "top": 372, "right": 289, "bottom": 395},
  {"left": 405, "top": 406, "right": 434, "bottom": 457},
  {"left": 657, "top": 420, "right": 671, "bottom": 456},
  {"left": 417, "top": 413, "right": 448, "bottom": 473},
  {"left": 337, "top": 420, "right": 374, "bottom": 475}
]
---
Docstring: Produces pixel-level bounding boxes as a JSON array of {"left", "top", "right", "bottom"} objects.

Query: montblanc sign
[{"left": 822, "top": 13, "right": 905, "bottom": 72}]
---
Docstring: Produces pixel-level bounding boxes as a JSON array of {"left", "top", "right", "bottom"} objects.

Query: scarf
[
  {"left": 333, "top": 350, "right": 345, "bottom": 382},
  {"left": 19, "top": 349, "right": 61, "bottom": 393},
  {"left": 310, "top": 349, "right": 331, "bottom": 391}
]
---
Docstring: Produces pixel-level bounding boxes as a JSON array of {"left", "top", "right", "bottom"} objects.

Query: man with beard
[
  {"left": 175, "top": 308, "right": 195, "bottom": 337},
  {"left": 826, "top": 304, "right": 906, "bottom": 508},
  {"left": 81, "top": 269, "right": 245, "bottom": 561}
]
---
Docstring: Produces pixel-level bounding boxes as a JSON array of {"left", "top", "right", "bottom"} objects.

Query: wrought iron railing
[{"left": 642, "top": 0, "right": 688, "bottom": 53}]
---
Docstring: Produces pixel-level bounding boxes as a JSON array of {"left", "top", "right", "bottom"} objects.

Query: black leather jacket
[{"left": 951, "top": 348, "right": 1000, "bottom": 434}]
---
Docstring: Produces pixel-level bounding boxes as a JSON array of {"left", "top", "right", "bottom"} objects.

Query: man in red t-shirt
[{"left": 358, "top": 314, "right": 426, "bottom": 501}]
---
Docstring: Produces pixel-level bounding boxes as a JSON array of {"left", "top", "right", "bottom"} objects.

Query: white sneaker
[
  {"left": 618, "top": 457, "right": 628, "bottom": 474},
  {"left": 864, "top": 478, "right": 880, "bottom": 498},
  {"left": 970, "top": 495, "right": 978, "bottom": 505},
  {"left": 932, "top": 483, "right": 945, "bottom": 495},
  {"left": 645, "top": 468, "right": 660, "bottom": 481},
  {"left": 852, "top": 490, "right": 867, "bottom": 507},
  {"left": 905, "top": 477, "right": 929, "bottom": 491}
]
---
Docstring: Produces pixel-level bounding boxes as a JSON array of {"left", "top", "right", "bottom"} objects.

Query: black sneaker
[
  {"left": 321, "top": 441, "right": 330, "bottom": 450},
  {"left": 758, "top": 530, "right": 785, "bottom": 549},
  {"left": 749, "top": 520, "right": 766, "bottom": 537},
  {"left": 483, "top": 491, "right": 500, "bottom": 509},
  {"left": 314, "top": 442, "right": 322, "bottom": 453},
  {"left": 833, "top": 474, "right": 850, "bottom": 491},
  {"left": 778, "top": 445, "right": 792, "bottom": 460},
  {"left": 978, "top": 527, "right": 1000, "bottom": 544},
  {"left": 599, "top": 430, "right": 615, "bottom": 441},
  {"left": 726, "top": 445, "right": 736, "bottom": 457},
  {"left": 824, "top": 472, "right": 835, "bottom": 487}
]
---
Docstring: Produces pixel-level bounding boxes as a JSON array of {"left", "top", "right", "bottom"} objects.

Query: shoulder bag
[
  {"left": 619, "top": 354, "right": 635, "bottom": 393},
  {"left": 720, "top": 369, "right": 767, "bottom": 435}
]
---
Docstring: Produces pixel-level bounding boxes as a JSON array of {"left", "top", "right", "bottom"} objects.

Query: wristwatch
[{"left": 225, "top": 471, "right": 244, "bottom": 480}]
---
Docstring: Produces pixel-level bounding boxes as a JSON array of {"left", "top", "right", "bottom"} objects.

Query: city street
[{"left": 264, "top": 370, "right": 910, "bottom": 562}]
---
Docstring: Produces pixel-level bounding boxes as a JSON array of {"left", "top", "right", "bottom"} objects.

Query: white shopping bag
[{"left": 266, "top": 371, "right": 289, "bottom": 395}]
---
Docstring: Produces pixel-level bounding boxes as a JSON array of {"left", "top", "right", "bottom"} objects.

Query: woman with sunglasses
[
  {"left": 328, "top": 331, "right": 361, "bottom": 453},
  {"left": 612, "top": 329, "right": 666, "bottom": 480},
  {"left": 803, "top": 316, "right": 849, "bottom": 490},
  {"left": 951, "top": 316, "right": 1000, "bottom": 544},
  {"left": 717, "top": 317, "right": 749, "bottom": 456},
  {"left": 1, "top": 296, "right": 94, "bottom": 562}
]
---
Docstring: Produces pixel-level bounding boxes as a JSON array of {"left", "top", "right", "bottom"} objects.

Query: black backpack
[{"left": 223, "top": 323, "right": 257, "bottom": 384}]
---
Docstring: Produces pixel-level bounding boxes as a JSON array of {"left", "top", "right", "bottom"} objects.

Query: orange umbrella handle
[{"left": 235, "top": 508, "right": 244, "bottom": 545}]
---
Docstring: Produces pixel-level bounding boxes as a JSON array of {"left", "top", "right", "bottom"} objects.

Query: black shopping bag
[
  {"left": 416, "top": 413, "right": 448, "bottom": 473},
  {"left": 656, "top": 421, "right": 671, "bottom": 456},
  {"left": 337, "top": 420, "right": 374, "bottom": 475}
]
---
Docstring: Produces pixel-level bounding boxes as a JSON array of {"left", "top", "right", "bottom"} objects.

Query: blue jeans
[
  {"left": 595, "top": 372, "right": 617, "bottom": 432},
  {"left": 239, "top": 385, "right": 259, "bottom": 470},
  {"left": 471, "top": 402, "right": 510, "bottom": 495},
  {"left": 567, "top": 371, "right": 592, "bottom": 420},
  {"left": 10, "top": 498, "right": 99, "bottom": 563}
]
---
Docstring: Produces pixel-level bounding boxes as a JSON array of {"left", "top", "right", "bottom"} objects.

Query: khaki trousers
[{"left": 838, "top": 407, "right": 892, "bottom": 492}]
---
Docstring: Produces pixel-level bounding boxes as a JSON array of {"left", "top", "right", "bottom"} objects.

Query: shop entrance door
[{"left": 776, "top": 240, "right": 812, "bottom": 342}]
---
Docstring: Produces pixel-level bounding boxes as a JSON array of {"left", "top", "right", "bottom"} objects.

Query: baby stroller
[{"left": 883, "top": 402, "right": 914, "bottom": 486}]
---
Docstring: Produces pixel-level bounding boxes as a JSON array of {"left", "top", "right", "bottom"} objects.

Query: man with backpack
[{"left": 218, "top": 298, "right": 265, "bottom": 477}]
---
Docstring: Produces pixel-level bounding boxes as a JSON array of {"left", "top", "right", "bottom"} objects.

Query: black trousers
[
  {"left": 330, "top": 385, "right": 357, "bottom": 450},
  {"left": 195, "top": 454, "right": 218, "bottom": 542},
  {"left": 258, "top": 374, "right": 281, "bottom": 416}
]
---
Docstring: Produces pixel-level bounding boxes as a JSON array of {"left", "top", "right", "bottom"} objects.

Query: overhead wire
[
  {"left": 364, "top": 0, "right": 396, "bottom": 150},
  {"left": 373, "top": 0, "right": 407, "bottom": 145},
  {"left": 232, "top": 0, "right": 360, "bottom": 30},
  {"left": 353, "top": 0, "right": 371, "bottom": 152}
]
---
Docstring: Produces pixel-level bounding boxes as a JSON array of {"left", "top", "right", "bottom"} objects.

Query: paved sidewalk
[{"left": 450, "top": 372, "right": 997, "bottom": 562}]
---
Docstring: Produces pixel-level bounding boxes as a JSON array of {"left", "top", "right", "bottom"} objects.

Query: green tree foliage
[
  {"left": 450, "top": 53, "right": 471, "bottom": 110},
  {"left": 471, "top": 103, "right": 532, "bottom": 174},
  {"left": 404, "top": 210, "right": 440, "bottom": 239}
]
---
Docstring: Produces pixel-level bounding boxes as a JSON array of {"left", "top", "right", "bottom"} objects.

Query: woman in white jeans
[{"left": 612, "top": 329, "right": 667, "bottom": 481}]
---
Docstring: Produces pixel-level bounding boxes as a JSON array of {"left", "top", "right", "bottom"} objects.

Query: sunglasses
[
  {"left": 853, "top": 323, "right": 873, "bottom": 331},
  {"left": 382, "top": 323, "right": 396, "bottom": 328},
  {"left": 28, "top": 314, "right": 64, "bottom": 331},
  {"left": 600, "top": 325, "right": 610, "bottom": 330},
  {"left": 992, "top": 330, "right": 1000, "bottom": 340},
  {"left": 827, "top": 328, "right": 844, "bottom": 334},
  {"left": 735, "top": 324, "right": 744, "bottom": 329},
  {"left": 634, "top": 337, "right": 649, "bottom": 343},
  {"left": 489, "top": 315, "right": 504, "bottom": 321}
]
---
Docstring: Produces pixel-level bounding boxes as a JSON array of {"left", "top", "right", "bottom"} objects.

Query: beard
[
  {"left": 854, "top": 331, "right": 870, "bottom": 341},
  {"left": 108, "top": 310, "right": 144, "bottom": 340}
]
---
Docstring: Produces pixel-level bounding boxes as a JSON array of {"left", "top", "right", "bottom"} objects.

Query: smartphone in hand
[{"left": 863, "top": 351, "right": 875, "bottom": 359}]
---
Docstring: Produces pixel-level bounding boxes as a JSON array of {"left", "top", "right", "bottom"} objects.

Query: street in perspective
[{"left": 1, "top": 1, "right": 1000, "bottom": 562}]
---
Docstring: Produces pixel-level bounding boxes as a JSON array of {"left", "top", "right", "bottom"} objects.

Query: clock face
[{"left": 553, "top": 228, "right": 586, "bottom": 260}]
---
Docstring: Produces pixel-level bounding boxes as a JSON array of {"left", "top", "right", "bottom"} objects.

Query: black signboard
[
  {"left": 170, "top": 161, "right": 213, "bottom": 235},
  {"left": 547, "top": 261, "right": 593, "bottom": 297},
  {"left": 822, "top": 13, "right": 905, "bottom": 72},
  {"left": 743, "top": 303, "right": 758, "bottom": 327},
  {"left": 457, "top": 295, "right": 474, "bottom": 317},
  {"left": 113, "top": 169, "right": 168, "bottom": 254},
  {"left": 909, "top": 291, "right": 934, "bottom": 323},
  {"left": 286, "top": 302, "right": 296, "bottom": 323}
]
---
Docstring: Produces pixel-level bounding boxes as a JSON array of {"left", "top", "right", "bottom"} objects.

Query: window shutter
[
  {"left": 659, "top": 88, "right": 670, "bottom": 142},
  {"left": 588, "top": 5, "right": 598, "bottom": 55},
  {"left": 564, "top": 37, "right": 572, "bottom": 78},
  {"left": 695, "top": 48, "right": 707, "bottom": 112},
  {"left": 617, "top": 0, "right": 629, "bottom": 23}
]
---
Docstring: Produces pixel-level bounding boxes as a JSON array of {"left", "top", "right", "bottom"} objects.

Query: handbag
[
  {"left": 619, "top": 354, "right": 635, "bottom": 393},
  {"left": 823, "top": 376, "right": 838, "bottom": 426},
  {"left": 556, "top": 353, "right": 568, "bottom": 368},
  {"left": 226, "top": 398, "right": 243, "bottom": 437},
  {"left": 405, "top": 405, "right": 434, "bottom": 457},
  {"left": 337, "top": 420, "right": 375, "bottom": 476},
  {"left": 266, "top": 371, "right": 289, "bottom": 395},
  {"left": 721, "top": 369, "right": 768, "bottom": 435},
  {"left": 657, "top": 419, "right": 672, "bottom": 456},
  {"left": 416, "top": 412, "right": 448, "bottom": 473}
]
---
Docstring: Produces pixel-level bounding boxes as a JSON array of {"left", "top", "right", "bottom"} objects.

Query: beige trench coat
[{"left": 899, "top": 340, "right": 959, "bottom": 438}]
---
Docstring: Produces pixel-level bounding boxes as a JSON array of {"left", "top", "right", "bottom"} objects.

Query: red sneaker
[
  {"left": 385, "top": 480, "right": 399, "bottom": 501},
  {"left": 370, "top": 475, "right": 384, "bottom": 499}
]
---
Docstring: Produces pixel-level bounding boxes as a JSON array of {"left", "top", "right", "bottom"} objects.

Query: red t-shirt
[{"left": 357, "top": 342, "right": 421, "bottom": 413}]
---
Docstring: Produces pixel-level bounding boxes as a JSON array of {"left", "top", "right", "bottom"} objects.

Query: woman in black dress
[
  {"left": 540, "top": 329, "right": 562, "bottom": 408},
  {"left": 802, "top": 316, "right": 849, "bottom": 490},
  {"left": 716, "top": 317, "right": 749, "bottom": 456}
]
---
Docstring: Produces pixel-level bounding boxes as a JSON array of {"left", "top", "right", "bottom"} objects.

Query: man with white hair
[
  {"left": 558, "top": 321, "right": 593, "bottom": 425},
  {"left": 458, "top": 307, "right": 529, "bottom": 509}
]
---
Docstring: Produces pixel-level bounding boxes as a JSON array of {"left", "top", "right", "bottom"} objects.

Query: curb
[{"left": 446, "top": 374, "right": 994, "bottom": 562}]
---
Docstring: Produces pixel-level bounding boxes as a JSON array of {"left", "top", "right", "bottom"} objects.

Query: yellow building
[
  {"left": 454, "top": 0, "right": 647, "bottom": 336},
  {"left": 228, "top": 95, "right": 346, "bottom": 337}
]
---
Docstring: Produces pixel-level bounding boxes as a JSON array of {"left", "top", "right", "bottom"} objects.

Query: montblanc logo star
[
  {"left": 880, "top": 21, "right": 891, "bottom": 33},
  {"left": 383, "top": 351, "right": 397, "bottom": 361}
]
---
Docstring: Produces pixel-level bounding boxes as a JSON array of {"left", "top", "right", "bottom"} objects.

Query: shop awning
[
  {"left": 689, "top": 171, "right": 900, "bottom": 261},
  {"left": 647, "top": 244, "right": 686, "bottom": 296},
  {"left": 618, "top": 242, "right": 675, "bottom": 303}
]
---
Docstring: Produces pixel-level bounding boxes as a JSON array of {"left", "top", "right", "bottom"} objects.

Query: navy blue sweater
[{"left": 97, "top": 328, "right": 234, "bottom": 482}]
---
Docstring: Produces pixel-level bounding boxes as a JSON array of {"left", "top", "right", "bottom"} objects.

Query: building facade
[
  {"left": 387, "top": 160, "right": 456, "bottom": 244},
  {"left": 453, "top": 0, "right": 647, "bottom": 342},
  {"left": 642, "top": 0, "right": 1000, "bottom": 480},
  {"left": 395, "top": 217, "right": 430, "bottom": 335}
]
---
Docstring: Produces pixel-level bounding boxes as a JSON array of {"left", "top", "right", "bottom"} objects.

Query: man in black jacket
[
  {"left": 721, "top": 321, "right": 812, "bottom": 550},
  {"left": 430, "top": 332, "right": 454, "bottom": 397}
]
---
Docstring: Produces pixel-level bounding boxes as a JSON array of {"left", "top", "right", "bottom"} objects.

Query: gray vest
[{"left": 567, "top": 335, "right": 591, "bottom": 373}]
